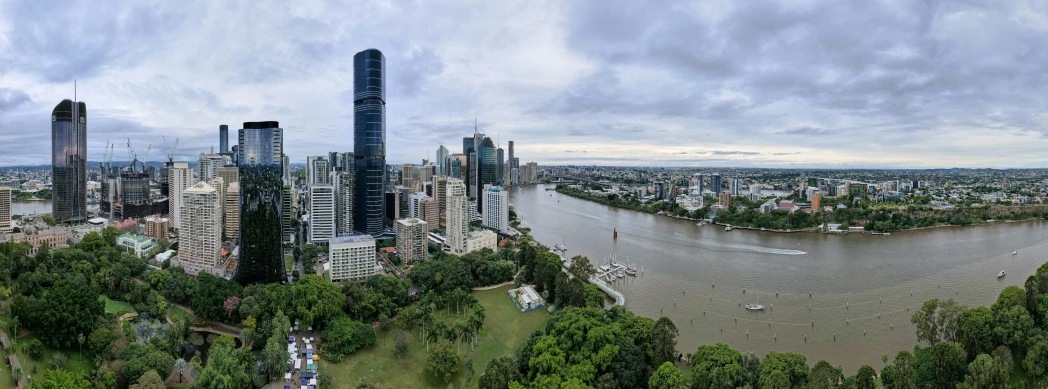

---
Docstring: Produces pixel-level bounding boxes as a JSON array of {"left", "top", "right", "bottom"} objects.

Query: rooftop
[
  {"left": 330, "top": 234, "right": 375, "bottom": 244},
  {"left": 118, "top": 233, "right": 152, "bottom": 244}
]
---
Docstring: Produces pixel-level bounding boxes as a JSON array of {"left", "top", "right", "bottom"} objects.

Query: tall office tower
[
  {"left": 400, "top": 164, "right": 418, "bottom": 191},
  {"left": 159, "top": 162, "right": 171, "bottom": 197},
  {"left": 180, "top": 181, "right": 222, "bottom": 276},
  {"left": 508, "top": 141, "right": 514, "bottom": 168},
  {"left": 432, "top": 175, "right": 447, "bottom": 214},
  {"left": 353, "top": 48, "right": 387, "bottom": 236},
  {"left": 237, "top": 121, "right": 285, "bottom": 285},
  {"left": 482, "top": 185, "right": 508, "bottom": 232},
  {"left": 445, "top": 178, "right": 468, "bottom": 254},
  {"left": 395, "top": 217, "right": 427, "bottom": 264},
  {"left": 694, "top": 174, "right": 704, "bottom": 194},
  {"left": 51, "top": 99, "right": 88, "bottom": 223},
  {"left": 462, "top": 136, "right": 475, "bottom": 194},
  {"left": 496, "top": 147, "right": 505, "bottom": 183},
  {"left": 711, "top": 174, "right": 723, "bottom": 195},
  {"left": 731, "top": 178, "right": 741, "bottom": 196},
  {"left": 448, "top": 154, "right": 464, "bottom": 179},
  {"left": 307, "top": 156, "right": 331, "bottom": 186},
  {"left": 510, "top": 168, "right": 520, "bottom": 185},
  {"left": 509, "top": 140, "right": 520, "bottom": 185},
  {"left": 224, "top": 182, "right": 240, "bottom": 240},
  {"left": 436, "top": 145, "right": 449, "bottom": 176},
  {"left": 198, "top": 152, "right": 226, "bottom": 182},
  {"left": 419, "top": 197, "right": 439, "bottom": 233},
  {"left": 220, "top": 124, "right": 229, "bottom": 153},
  {"left": 418, "top": 165, "right": 435, "bottom": 187},
  {"left": 168, "top": 162, "right": 191, "bottom": 229},
  {"left": 477, "top": 137, "right": 497, "bottom": 212},
  {"left": 282, "top": 155, "right": 291, "bottom": 185},
  {"left": 527, "top": 162, "right": 539, "bottom": 182},
  {"left": 328, "top": 235, "right": 377, "bottom": 282},
  {"left": 216, "top": 166, "right": 239, "bottom": 187},
  {"left": 0, "top": 186, "right": 11, "bottom": 232},
  {"left": 310, "top": 185, "right": 336, "bottom": 244}
]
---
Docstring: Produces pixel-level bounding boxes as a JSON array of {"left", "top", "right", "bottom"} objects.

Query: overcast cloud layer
[{"left": 1, "top": 0, "right": 1047, "bottom": 168}]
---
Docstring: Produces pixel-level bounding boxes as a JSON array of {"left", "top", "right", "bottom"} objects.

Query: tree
[
  {"left": 652, "top": 316, "right": 678, "bottom": 366},
  {"left": 958, "top": 354, "right": 1008, "bottom": 389},
  {"left": 992, "top": 285, "right": 1026, "bottom": 312},
  {"left": 394, "top": 329, "right": 411, "bottom": 358},
  {"left": 263, "top": 334, "right": 290, "bottom": 381},
  {"left": 322, "top": 316, "right": 377, "bottom": 362},
  {"left": 957, "top": 306, "right": 995, "bottom": 358},
  {"left": 478, "top": 356, "right": 521, "bottom": 389},
  {"left": 426, "top": 341, "right": 460, "bottom": 382},
  {"left": 648, "top": 362, "right": 685, "bottom": 389},
  {"left": 102, "top": 226, "right": 120, "bottom": 246},
  {"left": 760, "top": 369, "right": 791, "bottom": 389},
  {"left": 690, "top": 342, "right": 742, "bottom": 389},
  {"left": 1024, "top": 339, "right": 1048, "bottom": 379},
  {"left": 41, "top": 215, "right": 56, "bottom": 226},
  {"left": 192, "top": 338, "right": 253, "bottom": 389},
  {"left": 759, "top": 351, "right": 808, "bottom": 388},
  {"left": 855, "top": 365, "right": 876, "bottom": 389},
  {"left": 567, "top": 255, "right": 596, "bottom": 280},
  {"left": 25, "top": 368, "right": 92, "bottom": 389},
  {"left": 121, "top": 343, "right": 176, "bottom": 384},
  {"left": 38, "top": 279, "right": 105, "bottom": 348},
  {"left": 25, "top": 338, "right": 44, "bottom": 359},
  {"left": 910, "top": 298, "right": 966, "bottom": 345},
  {"left": 129, "top": 370, "right": 166, "bottom": 389},
  {"left": 994, "top": 305, "right": 1034, "bottom": 349},
  {"left": 809, "top": 360, "right": 838, "bottom": 389},
  {"left": 175, "top": 358, "right": 188, "bottom": 383},
  {"left": 880, "top": 365, "right": 896, "bottom": 389},
  {"left": 930, "top": 342, "right": 966, "bottom": 389}
]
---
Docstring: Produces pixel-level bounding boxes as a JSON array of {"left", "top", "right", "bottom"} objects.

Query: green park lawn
[
  {"left": 319, "top": 285, "right": 548, "bottom": 389},
  {"left": 169, "top": 305, "right": 197, "bottom": 323},
  {"left": 11, "top": 333, "right": 94, "bottom": 381},
  {"left": 100, "top": 295, "right": 136, "bottom": 315},
  {"left": 285, "top": 255, "right": 294, "bottom": 274}
]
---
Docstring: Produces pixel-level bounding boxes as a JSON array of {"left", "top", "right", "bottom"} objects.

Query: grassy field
[
  {"left": 100, "top": 295, "right": 136, "bottom": 315},
  {"left": 11, "top": 333, "right": 94, "bottom": 381},
  {"left": 285, "top": 255, "right": 294, "bottom": 274},
  {"left": 319, "top": 285, "right": 548, "bottom": 389},
  {"left": 169, "top": 305, "right": 197, "bottom": 323}
]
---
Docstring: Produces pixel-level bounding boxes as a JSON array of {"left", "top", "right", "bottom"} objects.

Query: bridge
[{"left": 546, "top": 175, "right": 613, "bottom": 188}]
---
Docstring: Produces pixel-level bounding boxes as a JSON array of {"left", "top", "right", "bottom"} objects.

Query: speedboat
[
  {"left": 725, "top": 226, "right": 733, "bottom": 231},
  {"left": 998, "top": 270, "right": 1006, "bottom": 278},
  {"left": 1012, "top": 250, "right": 1018, "bottom": 255}
]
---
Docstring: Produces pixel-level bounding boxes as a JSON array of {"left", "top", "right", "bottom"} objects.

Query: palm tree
[
  {"left": 452, "top": 321, "right": 465, "bottom": 354},
  {"left": 425, "top": 318, "right": 441, "bottom": 352},
  {"left": 468, "top": 314, "right": 484, "bottom": 348},
  {"left": 175, "top": 358, "right": 188, "bottom": 383},
  {"left": 77, "top": 333, "right": 85, "bottom": 359},
  {"left": 417, "top": 305, "right": 432, "bottom": 342},
  {"left": 11, "top": 366, "right": 22, "bottom": 384},
  {"left": 462, "top": 324, "right": 475, "bottom": 352}
]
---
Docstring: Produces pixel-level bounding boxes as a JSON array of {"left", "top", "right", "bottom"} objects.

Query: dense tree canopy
[{"left": 322, "top": 316, "right": 377, "bottom": 362}]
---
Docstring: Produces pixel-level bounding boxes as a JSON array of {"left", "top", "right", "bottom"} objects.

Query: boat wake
[{"left": 719, "top": 243, "right": 808, "bottom": 255}]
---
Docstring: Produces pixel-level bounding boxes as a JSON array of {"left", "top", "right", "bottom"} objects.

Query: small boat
[
  {"left": 745, "top": 290, "right": 764, "bottom": 311},
  {"left": 1012, "top": 250, "right": 1018, "bottom": 255},
  {"left": 725, "top": 225, "right": 733, "bottom": 231},
  {"left": 998, "top": 270, "right": 1006, "bottom": 278},
  {"left": 600, "top": 265, "right": 611, "bottom": 272}
]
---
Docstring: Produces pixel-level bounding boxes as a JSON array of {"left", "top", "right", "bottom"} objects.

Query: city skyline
[{"left": 3, "top": 1, "right": 1048, "bottom": 169}]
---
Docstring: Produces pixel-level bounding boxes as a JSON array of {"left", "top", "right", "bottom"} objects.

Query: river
[
  {"left": 12, "top": 200, "right": 53, "bottom": 215},
  {"left": 510, "top": 184, "right": 1048, "bottom": 371}
]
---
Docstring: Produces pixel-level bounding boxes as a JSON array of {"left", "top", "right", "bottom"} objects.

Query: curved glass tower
[
  {"left": 237, "top": 121, "right": 285, "bottom": 285},
  {"left": 51, "top": 99, "right": 87, "bottom": 223},
  {"left": 353, "top": 48, "right": 387, "bottom": 236}
]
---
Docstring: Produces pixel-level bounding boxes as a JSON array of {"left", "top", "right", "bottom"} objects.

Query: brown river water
[{"left": 510, "top": 184, "right": 1048, "bottom": 371}]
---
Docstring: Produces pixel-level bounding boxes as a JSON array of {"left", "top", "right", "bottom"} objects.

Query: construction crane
[
  {"left": 126, "top": 138, "right": 136, "bottom": 171},
  {"left": 162, "top": 136, "right": 179, "bottom": 163},
  {"left": 142, "top": 144, "right": 151, "bottom": 171}
]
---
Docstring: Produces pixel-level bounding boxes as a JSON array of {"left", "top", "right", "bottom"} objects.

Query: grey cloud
[
  {"left": 390, "top": 49, "right": 445, "bottom": 98},
  {"left": 0, "top": 89, "right": 31, "bottom": 112},
  {"left": 709, "top": 150, "right": 761, "bottom": 156}
]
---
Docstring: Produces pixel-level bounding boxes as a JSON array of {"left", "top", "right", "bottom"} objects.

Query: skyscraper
[
  {"left": 448, "top": 154, "right": 465, "bottom": 179},
  {"left": 496, "top": 147, "right": 505, "bottom": 183},
  {"left": 395, "top": 217, "right": 427, "bottom": 264},
  {"left": 180, "top": 181, "right": 222, "bottom": 276},
  {"left": 711, "top": 174, "right": 723, "bottom": 195},
  {"left": 237, "top": 121, "right": 285, "bottom": 285},
  {"left": 219, "top": 124, "right": 229, "bottom": 153},
  {"left": 482, "top": 185, "right": 508, "bottom": 232},
  {"left": 353, "top": 48, "right": 387, "bottom": 236},
  {"left": 330, "top": 152, "right": 355, "bottom": 237},
  {"left": 310, "top": 185, "right": 336, "bottom": 244},
  {"left": 225, "top": 182, "right": 240, "bottom": 240},
  {"left": 0, "top": 186, "right": 11, "bottom": 232},
  {"left": 51, "top": 99, "right": 87, "bottom": 222},
  {"left": 168, "top": 163, "right": 191, "bottom": 229},
  {"left": 445, "top": 178, "right": 468, "bottom": 254},
  {"left": 477, "top": 137, "right": 497, "bottom": 212},
  {"left": 436, "top": 145, "right": 449, "bottom": 176}
]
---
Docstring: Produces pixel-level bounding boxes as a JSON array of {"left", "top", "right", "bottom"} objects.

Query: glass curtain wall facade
[
  {"left": 237, "top": 121, "right": 285, "bottom": 285},
  {"left": 51, "top": 99, "right": 87, "bottom": 222},
  {"left": 353, "top": 48, "right": 387, "bottom": 236},
  {"left": 477, "top": 138, "right": 497, "bottom": 212}
]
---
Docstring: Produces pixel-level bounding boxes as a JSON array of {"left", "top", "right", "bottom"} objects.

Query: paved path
[
  {"left": 1, "top": 331, "right": 27, "bottom": 388},
  {"left": 472, "top": 280, "right": 516, "bottom": 291}
]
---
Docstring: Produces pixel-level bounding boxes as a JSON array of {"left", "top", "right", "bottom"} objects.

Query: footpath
[{"left": 0, "top": 331, "right": 27, "bottom": 388}]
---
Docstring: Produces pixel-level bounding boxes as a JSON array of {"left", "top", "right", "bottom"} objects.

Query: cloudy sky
[{"left": 1, "top": 0, "right": 1047, "bottom": 168}]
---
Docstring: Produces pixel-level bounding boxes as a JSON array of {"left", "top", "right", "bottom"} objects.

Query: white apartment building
[
  {"left": 310, "top": 185, "right": 336, "bottom": 244},
  {"left": 179, "top": 181, "right": 222, "bottom": 275},
  {"left": 396, "top": 217, "right": 428, "bottom": 264},
  {"left": 482, "top": 185, "right": 509, "bottom": 232},
  {"left": 168, "top": 162, "right": 191, "bottom": 229},
  {"left": 224, "top": 182, "right": 240, "bottom": 240},
  {"left": 408, "top": 191, "right": 428, "bottom": 220},
  {"left": 328, "top": 234, "right": 377, "bottom": 282},
  {"left": 465, "top": 229, "right": 498, "bottom": 253},
  {"left": 445, "top": 178, "right": 468, "bottom": 255}
]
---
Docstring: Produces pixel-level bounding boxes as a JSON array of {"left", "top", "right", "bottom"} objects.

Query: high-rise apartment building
[
  {"left": 310, "top": 185, "right": 336, "bottom": 244},
  {"left": 395, "top": 217, "right": 427, "bottom": 264},
  {"left": 401, "top": 164, "right": 418, "bottom": 191},
  {"left": 353, "top": 48, "right": 387, "bottom": 236},
  {"left": 482, "top": 185, "right": 508, "bottom": 232},
  {"left": 198, "top": 152, "right": 227, "bottom": 182},
  {"left": 216, "top": 166, "right": 239, "bottom": 187},
  {"left": 419, "top": 197, "right": 439, "bottom": 233},
  {"left": 0, "top": 187, "right": 11, "bottom": 232},
  {"left": 408, "top": 192, "right": 428, "bottom": 220},
  {"left": 432, "top": 175, "right": 447, "bottom": 214},
  {"left": 51, "top": 99, "right": 88, "bottom": 222},
  {"left": 225, "top": 182, "right": 240, "bottom": 240},
  {"left": 144, "top": 216, "right": 169, "bottom": 241},
  {"left": 508, "top": 141, "right": 516, "bottom": 185},
  {"left": 418, "top": 165, "right": 435, "bottom": 188},
  {"left": 168, "top": 162, "right": 191, "bottom": 229},
  {"left": 210, "top": 177, "right": 225, "bottom": 236},
  {"left": 282, "top": 185, "right": 293, "bottom": 243},
  {"left": 328, "top": 235, "right": 377, "bottom": 282},
  {"left": 237, "top": 121, "right": 284, "bottom": 285},
  {"left": 445, "top": 178, "right": 468, "bottom": 254},
  {"left": 730, "top": 178, "right": 741, "bottom": 196},
  {"left": 711, "top": 174, "right": 723, "bottom": 195},
  {"left": 180, "top": 181, "right": 222, "bottom": 276}
]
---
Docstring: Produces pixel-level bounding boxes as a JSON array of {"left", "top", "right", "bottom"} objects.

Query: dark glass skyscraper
[
  {"left": 353, "top": 48, "right": 387, "bottom": 236},
  {"left": 496, "top": 147, "right": 504, "bottom": 183},
  {"left": 237, "top": 121, "right": 285, "bottom": 285},
  {"left": 219, "top": 124, "right": 229, "bottom": 153},
  {"left": 51, "top": 99, "right": 87, "bottom": 222}
]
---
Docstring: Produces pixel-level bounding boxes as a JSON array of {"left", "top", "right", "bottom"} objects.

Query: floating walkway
[{"left": 590, "top": 276, "right": 625, "bottom": 308}]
